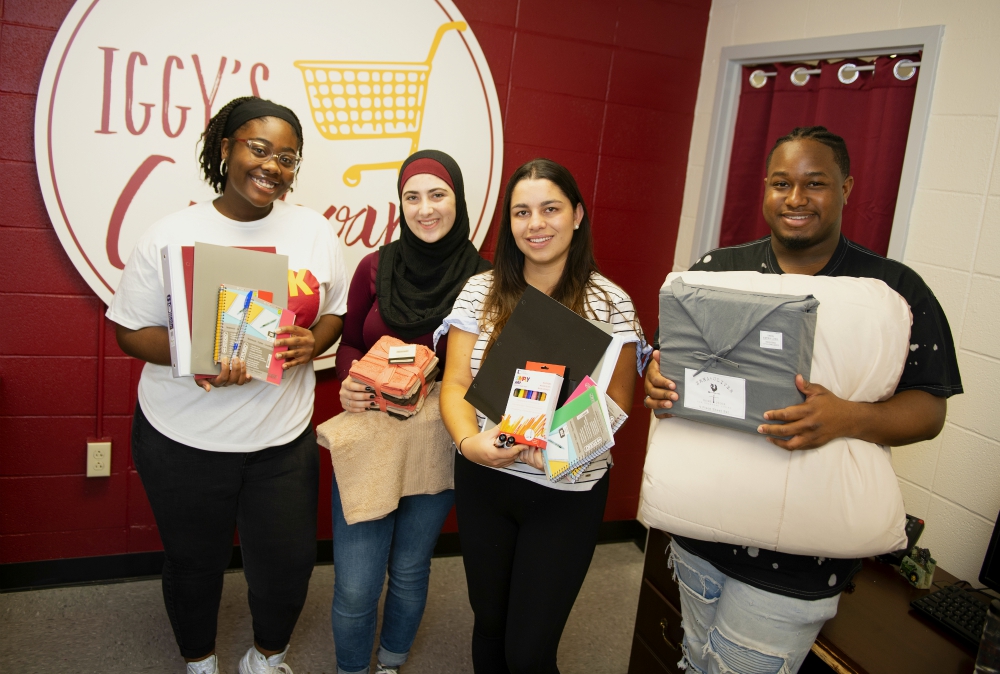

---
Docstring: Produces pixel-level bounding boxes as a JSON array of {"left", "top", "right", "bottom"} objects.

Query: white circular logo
[{"left": 35, "top": 0, "right": 503, "bottom": 363}]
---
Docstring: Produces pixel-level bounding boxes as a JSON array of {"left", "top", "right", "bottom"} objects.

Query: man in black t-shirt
[{"left": 644, "top": 127, "right": 962, "bottom": 674}]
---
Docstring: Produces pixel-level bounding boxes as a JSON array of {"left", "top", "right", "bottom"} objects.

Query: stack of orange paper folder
[{"left": 348, "top": 335, "right": 439, "bottom": 419}]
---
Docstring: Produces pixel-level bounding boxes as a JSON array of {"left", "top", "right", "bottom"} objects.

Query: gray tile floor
[{"left": 0, "top": 542, "right": 644, "bottom": 674}]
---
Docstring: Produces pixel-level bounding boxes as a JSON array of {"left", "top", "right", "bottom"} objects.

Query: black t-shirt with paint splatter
[{"left": 668, "top": 234, "right": 963, "bottom": 600}]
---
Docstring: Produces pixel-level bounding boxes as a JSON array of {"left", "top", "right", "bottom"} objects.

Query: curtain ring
[
  {"left": 894, "top": 59, "right": 919, "bottom": 81},
  {"left": 748, "top": 69, "right": 775, "bottom": 89},
  {"left": 838, "top": 63, "right": 860, "bottom": 85},
  {"left": 790, "top": 67, "right": 818, "bottom": 87}
]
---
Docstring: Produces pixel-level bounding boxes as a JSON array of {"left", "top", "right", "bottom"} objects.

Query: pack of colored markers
[{"left": 498, "top": 362, "right": 564, "bottom": 448}]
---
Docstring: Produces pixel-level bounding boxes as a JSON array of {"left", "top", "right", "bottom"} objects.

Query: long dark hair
[{"left": 481, "top": 158, "right": 603, "bottom": 350}]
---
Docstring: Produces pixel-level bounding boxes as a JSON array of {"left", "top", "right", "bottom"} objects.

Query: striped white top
[{"left": 434, "top": 271, "right": 651, "bottom": 491}]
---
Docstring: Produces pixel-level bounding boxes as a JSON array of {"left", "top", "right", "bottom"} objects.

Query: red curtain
[{"left": 719, "top": 54, "right": 920, "bottom": 255}]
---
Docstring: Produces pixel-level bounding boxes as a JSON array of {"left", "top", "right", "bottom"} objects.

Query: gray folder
[
  {"left": 190, "top": 243, "right": 288, "bottom": 375},
  {"left": 659, "top": 277, "right": 818, "bottom": 435}
]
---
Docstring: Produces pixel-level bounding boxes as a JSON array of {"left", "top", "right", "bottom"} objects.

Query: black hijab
[{"left": 376, "top": 150, "right": 491, "bottom": 340}]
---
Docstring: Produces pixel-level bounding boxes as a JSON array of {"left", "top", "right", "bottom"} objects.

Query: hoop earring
[{"left": 220, "top": 159, "right": 228, "bottom": 176}]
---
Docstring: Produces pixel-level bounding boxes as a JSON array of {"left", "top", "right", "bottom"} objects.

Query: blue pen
[{"left": 230, "top": 292, "right": 253, "bottom": 369}]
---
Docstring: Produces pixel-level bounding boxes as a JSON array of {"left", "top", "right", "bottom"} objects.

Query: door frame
[{"left": 687, "top": 25, "right": 944, "bottom": 266}]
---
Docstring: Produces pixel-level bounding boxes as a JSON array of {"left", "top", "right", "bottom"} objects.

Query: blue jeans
[
  {"left": 331, "top": 474, "right": 454, "bottom": 674},
  {"left": 669, "top": 543, "right": 840, "bottom": 674}
]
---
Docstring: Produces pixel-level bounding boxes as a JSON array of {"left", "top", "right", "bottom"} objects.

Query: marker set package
[
  {"left": 498, "top": 362, "right": 564, "bottom": 448},
  {"left": 495, "top": 362, "right": 627, "bottom": 483}
]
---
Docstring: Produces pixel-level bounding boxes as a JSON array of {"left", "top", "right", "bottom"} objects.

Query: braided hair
[
  {"left": 765, "top": 126, "right": 850, "bottom": 178},
  {"left": 198, "top": 96, "right": 305, "bottom": 194}
]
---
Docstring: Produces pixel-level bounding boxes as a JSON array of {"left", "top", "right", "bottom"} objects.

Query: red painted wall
[{"left": 0, "top": 0, "right": 710, "bottom": 564}]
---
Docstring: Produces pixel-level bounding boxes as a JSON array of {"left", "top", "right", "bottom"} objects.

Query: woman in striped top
[{"left": 437, "top": 158, "right": 649, "bottom": 673}]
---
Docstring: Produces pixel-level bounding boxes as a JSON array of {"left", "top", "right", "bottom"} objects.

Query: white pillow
[{"left": 641, "top": 271, "right": 912, "bottom": 558}]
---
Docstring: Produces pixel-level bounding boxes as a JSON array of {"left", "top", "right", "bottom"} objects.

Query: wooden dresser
[{"left": 627, "top": 528, "right": 685, "bottom": 672}]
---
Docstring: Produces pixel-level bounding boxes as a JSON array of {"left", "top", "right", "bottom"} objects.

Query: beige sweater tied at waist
[{"left": 317, "top": 383, "right": 454, "bottom": 525}]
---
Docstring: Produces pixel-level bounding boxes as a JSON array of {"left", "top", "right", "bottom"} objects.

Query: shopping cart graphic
[{"left": 295, "top": 21, "right": 466, "bottom": 187}]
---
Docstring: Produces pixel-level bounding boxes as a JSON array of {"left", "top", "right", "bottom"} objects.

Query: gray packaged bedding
[{"left": 659, "top": 277, "right": 819, "bottom": 435}]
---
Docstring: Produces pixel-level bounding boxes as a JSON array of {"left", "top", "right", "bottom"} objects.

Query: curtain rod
[{"left": 748, "top": 59, "right": 920, "bottom": 88}]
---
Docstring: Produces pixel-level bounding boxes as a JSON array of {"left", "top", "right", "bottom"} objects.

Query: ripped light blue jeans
[{"left": 669, "top": 543, "right": 840, "bottom": 674}]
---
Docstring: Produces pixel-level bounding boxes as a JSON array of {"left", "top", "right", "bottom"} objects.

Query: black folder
[{"left": 465, "top": 285, "right": 614, "bottom": 424}]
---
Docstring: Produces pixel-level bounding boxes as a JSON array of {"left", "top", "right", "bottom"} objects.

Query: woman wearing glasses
[{"left": 107, "top": 97, "right": 348, "bottom": 674}]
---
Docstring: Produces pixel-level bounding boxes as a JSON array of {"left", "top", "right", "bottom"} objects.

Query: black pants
[
  {"left": 131, "top": 404, "right": 319, "bottom": 659},
  {"left": 454, "top": 454, "right": 610, "bottom": 674}
]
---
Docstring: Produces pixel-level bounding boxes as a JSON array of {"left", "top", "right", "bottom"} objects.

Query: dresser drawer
[
  {"left": 644, "top": 528, "right": 682, "bottom": 609},
  {"left": 634, "top": 577, "right": 685, "bottom": 666},
  {"left": 628, "top": 633, "right": 678, "bottom": 673}
]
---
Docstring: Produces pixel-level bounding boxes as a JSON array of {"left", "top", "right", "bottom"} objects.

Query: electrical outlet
[{"left": 87, "top": 441, "right": 111, "bottom": 477}]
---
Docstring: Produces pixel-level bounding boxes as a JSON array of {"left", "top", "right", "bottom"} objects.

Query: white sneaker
[
  {"left": 374, "top": 664, "right": 401, "bottom": 674},
  {"left": 186, "top": 654, "right": 219, "bottom": 674},
  {"left": 238, "top": 645, "right": 293, "bottom": 674}
]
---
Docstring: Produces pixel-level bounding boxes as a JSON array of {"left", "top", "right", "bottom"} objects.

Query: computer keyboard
[{"left": 910, "top": 583, "right": 989, "bottom": 646}]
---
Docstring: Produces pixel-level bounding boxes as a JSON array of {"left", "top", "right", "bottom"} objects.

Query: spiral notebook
[
  {"left": 190, "top": 242, "right": 288, "bottom": 375},
  {"left": 542, "top": 384, "right": 614, "bottom": 482},
  {"left": 237, "top": 295, "right": 295, "bottom": 385},
  {"left": 214, "top": 285, "right": 293, "bottom": 385},
  {"left": 216, "top": 285, "right": 256, "bottom": 363}
]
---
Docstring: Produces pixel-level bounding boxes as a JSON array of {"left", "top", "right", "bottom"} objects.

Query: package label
[
  {"left": 760, "top": 331, "right": 783, "bottom": 350},
  {"left": 683, "top": 368, "right": 746, "bottom": 419}
]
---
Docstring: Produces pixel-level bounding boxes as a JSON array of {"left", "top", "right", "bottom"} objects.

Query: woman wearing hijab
[
  {"left": 332, "top": 150, "right": 490, "bottom": 674},
  {"left": 107, "top": 97, "right": 349, "bottom": 674}
]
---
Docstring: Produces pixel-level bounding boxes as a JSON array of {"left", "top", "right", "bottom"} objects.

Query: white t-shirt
[
  {"left": 106, "top": 200, "right": 348, "bottom": 452},
  {"left": 435, "top": 271, "right": 651, "bottom": 491}
]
